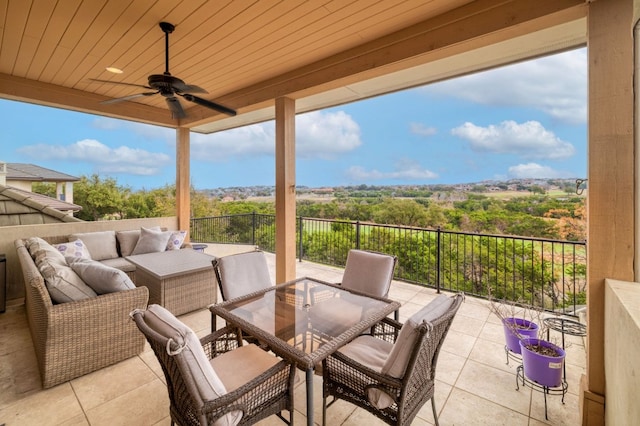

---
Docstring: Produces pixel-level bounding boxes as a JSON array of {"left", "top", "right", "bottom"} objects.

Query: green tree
[{"left": 74, "top": 174, "right": 126, "bottom": 221}]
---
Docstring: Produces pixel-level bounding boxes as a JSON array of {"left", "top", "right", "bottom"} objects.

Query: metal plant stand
[
  {"left": 543, "top": 317, "right": 587, "bottom": 383},
  {"left": 516, "top": 365, "right": 568, "bottom": 420}
]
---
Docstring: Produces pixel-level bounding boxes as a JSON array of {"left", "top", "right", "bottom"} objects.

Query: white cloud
[
  {"left": 451, "top": 120, "right": 575, "bottom": 160},
  {"left": 191, "top": 110, "right": 361, "bottom": 161},
  {"left": 508, "top": 163, "right": 572, "bottom": 179},
  {"left": 16, "top": 139, "right": 171, "bottom": 175},
  {"left": 92, "top": 117, "right": 174, "bottom": 139},
  {"left": 410, "top": 122, "right": 437, "bottom": 136},
  {"left": 346, "top": 159, "right": 438, "bottom": 181},
  {"left": 422, "top": 49, "right": 586, "bottom": 124}
]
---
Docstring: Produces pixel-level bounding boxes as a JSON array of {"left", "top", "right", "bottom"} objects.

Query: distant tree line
[{"left": 33, "top": 174, "right": 586, "bottom": 241}]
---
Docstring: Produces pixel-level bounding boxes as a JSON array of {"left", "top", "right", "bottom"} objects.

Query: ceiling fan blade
[
  {"left": 172, "top": 81, "right": 208, "bottom": 94},
  {"left": 180, "top": 94, "right": 236, "bottom": 116},
  {"left": 89, "top": 78, "right": 153, "bottom": 90},
  {"left": 166, "top": 97, "right": 186, "bottom": 119},
  {"left": 100, "top": 92, "right": 158, "bottom": 105}
]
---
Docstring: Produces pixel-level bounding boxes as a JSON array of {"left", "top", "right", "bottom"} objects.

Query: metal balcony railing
[{"left": 191, "top": 213, "right": 586, "bottom": 315}]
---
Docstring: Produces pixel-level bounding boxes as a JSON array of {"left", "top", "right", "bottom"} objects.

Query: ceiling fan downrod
[{"left": 159, "top": 22, "right": 175, "bottom": 75}]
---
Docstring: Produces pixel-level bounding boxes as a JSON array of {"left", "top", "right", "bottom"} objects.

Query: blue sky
[{"left": 2, "top": 48, "right": 586, "bottom": 190}]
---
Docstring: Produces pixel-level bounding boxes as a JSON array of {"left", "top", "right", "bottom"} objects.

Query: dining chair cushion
[
  {"left": 142, "top": 304, "right": 242, "bottom": 426},
  {"left": 381, "top": 294, "right": 454, "bottom": 378},
  {"left": 337, "top": 335, "right": 396, "bottom": 409},
  {"left": 216, "top": 251, "right": 272, "bottom": 300},
  {"left": 341, "top": 250, "right": 395, "bottom": 297},
  {"left": 210, "top": 343, "right": 280, "bottom": 392}
]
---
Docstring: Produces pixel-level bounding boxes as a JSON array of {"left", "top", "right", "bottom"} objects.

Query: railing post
[
  {"left": 252, "top": 211, "right": 256, "bottom": 246},
  {"left": 436, "top": 226, "right": 441, "bottom": 294},
  {"left": 356, "top": 220, "right": 361, "bottom": 249},
  {"left": 298, "top": 216, "right": 304, "bottom": 262}
]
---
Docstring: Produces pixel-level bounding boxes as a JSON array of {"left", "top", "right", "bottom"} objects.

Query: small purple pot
[{"left": 503, "top": 317, "right": 538, "bottom": 354}]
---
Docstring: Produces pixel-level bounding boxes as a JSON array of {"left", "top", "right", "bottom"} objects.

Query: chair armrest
[
  {"left": 326, "top": 350, "right": 402, "bottom": 389},
  {"left": 369, "top": 316, "right": 402, "bottom": 344},
  {"left": 200, "top": 325, "right": 244, "bottom": 357},
  {"left": 200, "top": 359, "right": 294, "bottom": 423}
]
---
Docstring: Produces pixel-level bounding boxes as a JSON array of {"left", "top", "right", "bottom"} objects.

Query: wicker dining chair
[
  {"left": 131, "top": 304, "right": 295, "bottom": 426},
  {"left": 211, "top": 250, "right": 272, "bottom": 331},
  {"left": 322, "top": 293, "right": 464, "bottom": 426}
]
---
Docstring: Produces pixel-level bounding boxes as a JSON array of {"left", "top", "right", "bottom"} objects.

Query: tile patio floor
[{"left": 0, "top": 245, "right": 585, "bottom": 425}]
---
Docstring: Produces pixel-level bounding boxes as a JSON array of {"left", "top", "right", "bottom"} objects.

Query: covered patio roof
[
  {"left": 1, "top": 0, "right": 586, "bottom": 133},
  {"left": 2, "top": 1, "right": 637, "bottom": 425}
]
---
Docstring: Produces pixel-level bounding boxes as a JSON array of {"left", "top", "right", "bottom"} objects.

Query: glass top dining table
[{"left": 209, "top": 276, "right": 401, "bottom": 426}]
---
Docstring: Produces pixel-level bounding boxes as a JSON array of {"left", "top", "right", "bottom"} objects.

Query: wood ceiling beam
[
  {"left": 0, "top": 73, "right": 176, "bottom": 128},
  {"left": 182, "top": 0, "right": 586, "bottom": 128}
]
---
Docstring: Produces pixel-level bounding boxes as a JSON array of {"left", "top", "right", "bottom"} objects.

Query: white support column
[{"left": 275, "top": 97, "right": 296, "bottom": 283}]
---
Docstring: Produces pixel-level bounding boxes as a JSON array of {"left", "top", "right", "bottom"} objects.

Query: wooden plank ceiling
[{"left": 0, "top": 0, "right": 586, "bottom": 133}]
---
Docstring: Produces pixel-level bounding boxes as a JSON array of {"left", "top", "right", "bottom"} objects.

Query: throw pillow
[
  {"left": 54, "top": 239, "right": 92, "bottom": 260},
  {"left": 67, "top": 257, "right": 136, "bottom": 294},
  {"left": 70, "top": 230, "right": 118, "bottom": 261},
  {"left": 166, "top": 230, "right": 187, "bottom": 250},
  {"left": 38, "top": 258, "right": 97, "bottom": 303},
  {"left": 116, "top": 226, "right": 161, "bottom": 257},
  {"left": 130, "top": 227, "right": 172, "bottom": 255},
  {"left": 26, "top": 237, "right": 67, "bottom": 267}
]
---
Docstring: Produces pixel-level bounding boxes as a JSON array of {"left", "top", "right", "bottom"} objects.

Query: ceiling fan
[{"left": 91, "top": 22, "right": 236, "bottom": 119}]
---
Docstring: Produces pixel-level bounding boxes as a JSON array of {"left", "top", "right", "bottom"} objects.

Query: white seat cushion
[
  {"left": 341, "top": 250, "right": 395, "bottom": 297},
  {"left": 217, "top": 251, "right": 272, "bottom": 300},
  {"left": 210, "top": 343, "right": 280, "bottom": 392}
]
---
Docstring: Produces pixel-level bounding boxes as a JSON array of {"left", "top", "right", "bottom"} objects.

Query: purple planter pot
[
  {"left": 519, "top": 338, "right": 566, "bottom": 387},
  {"left": 503, "top": 318, "right": 538, "bottom": 354}
]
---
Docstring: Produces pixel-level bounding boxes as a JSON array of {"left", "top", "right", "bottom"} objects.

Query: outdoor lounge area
[{"left": 0, "top": 246, "right": 585, "bottom": 425}]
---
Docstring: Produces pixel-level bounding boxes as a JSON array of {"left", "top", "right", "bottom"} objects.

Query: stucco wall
[
  {"left": 604, "top": 279, "right": 640, "bottom": 425},
  {"left": 1, "top": 217, "right": 179, "bottom": 303}
]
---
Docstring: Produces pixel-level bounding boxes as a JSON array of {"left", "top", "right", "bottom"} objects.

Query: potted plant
[
  {"left": 502, "top": 317, "right": 539, "bottom": 354},
  {"left": 519, "top": 337, "right": 566, "bottom": 387}
]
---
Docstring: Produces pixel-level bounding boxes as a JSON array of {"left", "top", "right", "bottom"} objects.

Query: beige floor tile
[
  {"left": 85, "top": 379, "right": 169, "bottom": 426},
  {"left": 60, "top": 414, "right": 91, "bottom": 425},
  {"left": 0, "top": 382, "right": 85, "bottom": 425},
  {"left": 72, "top": 356, "right": 158, "bottom": 410},
  {"left": 450, "top": 312, "right": 485, "bottom": 338},
  {"left": 478, "top": 318, "right": 508, "bottom": 345},
  {"left": 468, "top": 337, "right": 521, "bottom": 375},
  {"left": 455, "top": 359, "right": 532, "bottom": 416},
  {"left": 440, "top": 329, "right": 476, "bottom": 358},
  {"left": 435, "top": 349, "right": 467, "bottom": 386},
  {"left": 438, "top": 388, "right": 529, "bottom": 426},
  {"left": 528, "top": 382, "right": 581, "bottom": 425},
  {"left": 414, "top": 380, "right": 453, "bottom": 424}
]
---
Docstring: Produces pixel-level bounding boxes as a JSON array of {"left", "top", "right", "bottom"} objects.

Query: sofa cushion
[
  {"left": 38, "top": 257, "right": 97, "bottom": 303},
  {"left": 166, "top": 230, "right": 188, "bottom": 251},
  {"left": 141, "top": 304, "right": 242, "bottom": 426},
  {"left": 131, "top": 227, "right": 172, "bottom": 255},
  {"left": 26, "top": 237, "right": 67, "bottom": 267},
  {"left": 70, "top": 231, "right": 118, "bottom": 261},
  {"left": 100, "top": 257, "right": 136, "bottom": 273},
  {"left": 54, "top": 239, "right": 92, "bottom": 260},
  {"left": 67, "top": 257, "right": 136, "bottom": 294}
]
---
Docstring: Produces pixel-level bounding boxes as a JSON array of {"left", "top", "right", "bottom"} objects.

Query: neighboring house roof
[
  {"left": 0, "top": 185, "right": 82, "bottom": 226},
  {"left": 6, "top": 163, "right": 80, "bottom": 182}
]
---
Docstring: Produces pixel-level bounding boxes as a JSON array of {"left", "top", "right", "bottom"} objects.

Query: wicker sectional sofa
[{"left": 15, "top": 236, "right": 150, "bottom": 389}]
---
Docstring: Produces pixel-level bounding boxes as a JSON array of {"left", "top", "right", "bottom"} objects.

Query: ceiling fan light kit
[{"left": 92, "top": 22, "right": 236, "bottom": 119}]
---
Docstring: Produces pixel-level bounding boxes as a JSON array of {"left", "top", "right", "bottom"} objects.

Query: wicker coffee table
[
  {"left": 127, "top": 249, "right": 216, "bottom": 315},
  {"left": 210, "top": 277, "right": 400, "bottom": 426}
]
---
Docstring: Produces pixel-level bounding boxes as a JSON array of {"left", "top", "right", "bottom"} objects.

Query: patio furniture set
[{"left": 16, "top": 234, "right": 463, "bottom": 425}]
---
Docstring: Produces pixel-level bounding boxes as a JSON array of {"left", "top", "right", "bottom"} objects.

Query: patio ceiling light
[{"left": 105, "top": 66, "right": 123, "bottom": 74}]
